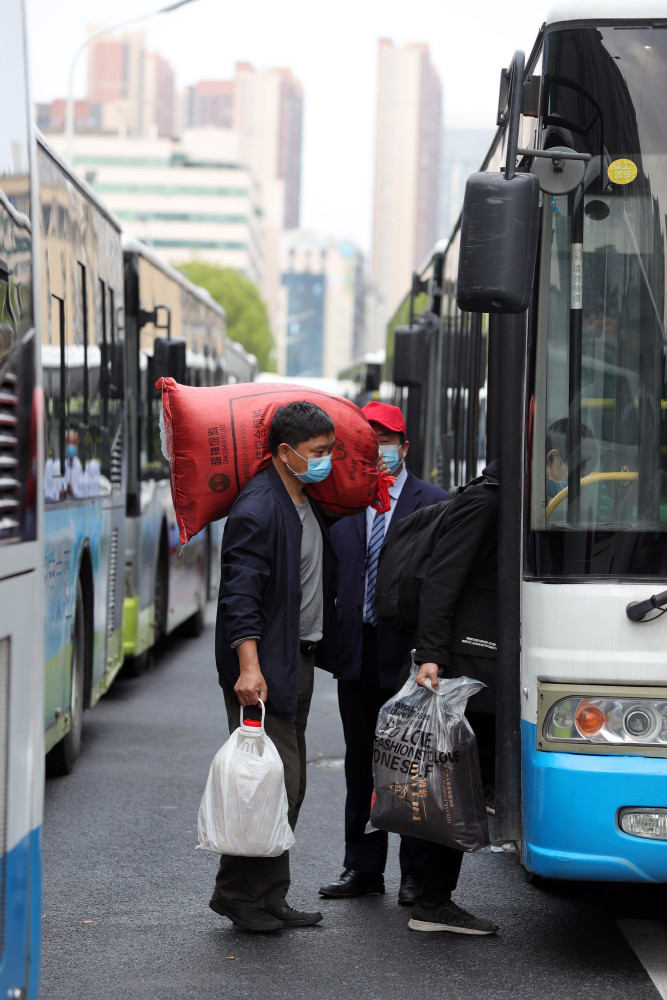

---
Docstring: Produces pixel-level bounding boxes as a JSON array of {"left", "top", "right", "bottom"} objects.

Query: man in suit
[{"left": 319, "top": 401, "right": 447, "bottom": 906}]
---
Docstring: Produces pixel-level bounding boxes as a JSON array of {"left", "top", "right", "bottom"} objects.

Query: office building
[
  {"left": 439, "top": 115, "right": 494, "bottom": 238},
  {"left": 48, "top": 130, "right": 264, "bottom": 286},
  {"left": 279, "top": 232, "right": 365, "bottom": 378},
  {"left": 371, "top": 39, "right": 442, "bottom": 324}
]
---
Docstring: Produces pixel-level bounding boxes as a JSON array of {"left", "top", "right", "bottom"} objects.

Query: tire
[
  {"left": 123, "top": 646, "right": 152, "bottom": 678},
  {"left": 47, "top": 577, "right": 85, "bottom": 776}
]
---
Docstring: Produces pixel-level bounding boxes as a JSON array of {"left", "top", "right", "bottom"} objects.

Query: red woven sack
[{"left": 157, "top": 379, "right": 393, "bottom": 543}]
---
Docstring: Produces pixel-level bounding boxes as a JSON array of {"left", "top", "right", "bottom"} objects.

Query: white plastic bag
[{"left": 197, "top": 700, "right": 295, "bottom": 857}]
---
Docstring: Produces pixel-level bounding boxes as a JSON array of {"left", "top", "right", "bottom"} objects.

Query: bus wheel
[
  {"left": 123, "top": 646, "right": 152, "bottom": 678},
  {"left": 47, "top": 577, "right": 86, "bottom": 776}
]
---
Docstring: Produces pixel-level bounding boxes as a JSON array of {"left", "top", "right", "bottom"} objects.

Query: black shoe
[
  {"left": 265, "top": 902, "right": 323, "bottom": 927},
  {"left": 209, "top": 899, "right": 283, "bottom": 932},
  {"left": 319, "top": 869, "right": 385, "bottom": 898},
  {"left": 408, "top": 900, "right": 498, "bottom": 935},
  {"left": 398, "top": 875, "right": 422, "bottom": 906}
]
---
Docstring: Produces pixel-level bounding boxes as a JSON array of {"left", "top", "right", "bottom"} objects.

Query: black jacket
[
  {"left": 414, "top": 460, "right": 499, "bottom": 713},
  {"left": 215, "top": 462, "right": 337, "bottom": 719}
]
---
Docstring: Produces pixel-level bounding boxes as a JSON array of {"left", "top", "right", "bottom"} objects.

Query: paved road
[{"left": 41, "top": 603, "right": 666, "bottom": 1000}]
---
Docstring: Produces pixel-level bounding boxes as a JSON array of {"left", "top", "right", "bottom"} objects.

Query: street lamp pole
[{"left": 65, "top": 0, "right": 200, "bottom": 164}]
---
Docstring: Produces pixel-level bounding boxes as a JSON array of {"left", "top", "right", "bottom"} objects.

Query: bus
[
  {"left": 38, "top": 136, "right": 127, "bottom": 775},
  {"left": 388, "top": 3, "right": 667, "bottom": 881},
  {"left": 1, "top": 2, "right": 43, "bottom": 996},
  {"left": 122, "top": 235, "right": 233, "bottom": 668},
  {"left": 37, "top": 139, "right": 252, "bottom": 772}
]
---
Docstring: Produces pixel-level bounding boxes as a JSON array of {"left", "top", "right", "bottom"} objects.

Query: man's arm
[
  {"left": 234, "top": 639, "right": 268, "bottom": 706},
  {"left": 219, "top": 509, "right": 273, "bottom": 705},
  {"left": 414, "top": 489, "right": 498, "bottom": 667}
]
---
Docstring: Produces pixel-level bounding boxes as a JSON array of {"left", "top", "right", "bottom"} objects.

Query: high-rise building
[
  {"left": 48, "top": 130, "right": 264, "bottom": 286},
  {"left": 189, "top": 80, "right": 235, "bottom": 129},
  {"left": 438, "top": 115, "right": 494, "bottom": 239},
  {"left": 371, "top": 39, "right": 442, "bottom": 324},
  {"left": 86, "top": 27, "right": 175, "bottom": 138},
  {"left": 279, "top": 232, "right": 365, "bottom": 378}
]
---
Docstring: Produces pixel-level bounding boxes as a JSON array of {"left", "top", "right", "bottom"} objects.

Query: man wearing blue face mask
[
  {"left": 320, "top": 402, "right": 447, "bottom": 906},
  {"left": 211, "top": 400, "right": 338, "bottom": 933}
]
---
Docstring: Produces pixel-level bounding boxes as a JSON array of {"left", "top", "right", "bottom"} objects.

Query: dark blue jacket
[
  {"left": 215, "top": 463, "right": 336, "bottom": 720},
  {"left": 329, "top": 470, "right": 447, "bottom": 688}
]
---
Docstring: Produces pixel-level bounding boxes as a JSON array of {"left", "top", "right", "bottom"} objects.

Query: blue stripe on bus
[
  {"left": 1, "top": 825, "right": 42, "bottom": 1000},
  {"left": 521, "top": 719, "right": 667, "bottom": 882}
]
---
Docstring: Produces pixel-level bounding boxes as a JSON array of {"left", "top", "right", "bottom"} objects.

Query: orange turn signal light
[{"left": 575, "top": 700, "right": 606, "bottom": 736}]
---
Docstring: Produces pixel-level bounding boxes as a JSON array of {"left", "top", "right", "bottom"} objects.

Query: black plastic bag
[{"left": 370, "top": 665, "right": 489, "bottom": 852}]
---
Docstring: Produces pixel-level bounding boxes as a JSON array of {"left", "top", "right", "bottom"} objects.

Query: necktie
[{"left": 364, "top": 510, "right": 386, "bottom": 625}]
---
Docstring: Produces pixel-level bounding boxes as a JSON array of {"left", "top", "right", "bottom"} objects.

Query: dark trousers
[
  {"left": 337, "top": 625, "right": 429, "bottom": 877},
  {"left": 421, "top": 712, "right": 496, "bottom": 902},
  {"left": 212, "top": 652, "right": 315, "bottom": 909}
]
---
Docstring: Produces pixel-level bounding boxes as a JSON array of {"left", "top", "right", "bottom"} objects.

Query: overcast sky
[{"left": 27, "top": 0, "right": 548, "bottom": 254}]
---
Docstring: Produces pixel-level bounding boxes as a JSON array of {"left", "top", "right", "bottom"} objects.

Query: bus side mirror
[
  {"left": 152, "top": 337, "right": 186, "bottom": 397},
  {"left": 365, "top": 363, "right": 381, "bottom": 393},
  {"left": 393, "top": 314, "right": 437, "bottom": 387},
  {"left": 457, "top": 171, "right": 539, "bottom": 314}
]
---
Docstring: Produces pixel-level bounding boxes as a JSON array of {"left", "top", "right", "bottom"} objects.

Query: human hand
[
  {"left": 234, "top": 639, "right": 268, "bottom": 705},
  {"left": 415, "top": 662, "right": 439, "bottom": 690},
  {"left": 234, "top": 665, "right": 268, "bottom": 706},
  {"left": 377, "top": 450, "right": 389, "bottom": 475}
]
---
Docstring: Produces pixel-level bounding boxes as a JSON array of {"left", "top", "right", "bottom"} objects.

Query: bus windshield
[{"left": 529, "top": 24, "right": 667, "bottom": 577}]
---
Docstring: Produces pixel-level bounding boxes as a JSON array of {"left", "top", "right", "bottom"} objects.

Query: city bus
[
  {"left": 1, "top": 1, "right": 44, "bottom": 995},
  {"left": 37, "top": 141, "right": 251, "bottom": 771},
  {"left": 38, "top": 135, "right": 126, "bottom": 774},
  {"left": 388, "top": 3, "right": 667, "bottom": 881},
  {"left": 122, "top": 236, "right": 232, "bottom": 668}
]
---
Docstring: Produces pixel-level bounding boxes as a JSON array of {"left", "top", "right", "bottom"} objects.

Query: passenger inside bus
[
  {"left": 545, "top": 418, "right": 613, "bottom": 524},
  {"left": 44, "top": 429, "right": 101, "bottom": 501}
]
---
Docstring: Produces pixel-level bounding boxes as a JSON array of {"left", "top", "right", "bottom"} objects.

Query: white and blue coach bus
[
  {"left": 1, "top": 1, "right": 44, "bottom": 996},
  {"left": 387, "top": 3, "right": 667, "bottom": 882}
]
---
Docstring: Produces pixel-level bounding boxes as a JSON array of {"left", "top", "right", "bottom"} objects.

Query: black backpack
[{"left": 373, "top": 475, "right": 493, "bottom": 635}]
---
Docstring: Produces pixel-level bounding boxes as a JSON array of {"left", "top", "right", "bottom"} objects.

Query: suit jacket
[
  {"left": 329, "top": 470, "right": 447, "bottom": 688},
  {"left": 215, "top": 463, "right": 336, "bottom": 720}
]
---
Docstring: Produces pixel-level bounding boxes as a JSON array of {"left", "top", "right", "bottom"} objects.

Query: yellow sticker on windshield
[{"left": 608, "top": 159, "right": 638, "bottom": 185}]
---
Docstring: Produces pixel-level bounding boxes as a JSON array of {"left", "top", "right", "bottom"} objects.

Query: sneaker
[
  {"left": 408, "top": 900, "right": 498, "bottom": 935},
  {"left": 209, "top": 899, "right": 283, "bottom": 933}
]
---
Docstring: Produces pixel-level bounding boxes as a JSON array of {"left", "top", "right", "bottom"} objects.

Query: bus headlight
[
  {"left": 544, "top": 695, "right": 667, "bottom": 746},
  {"left": 619, "top": 808, "right": 667, "bottom": 840}
]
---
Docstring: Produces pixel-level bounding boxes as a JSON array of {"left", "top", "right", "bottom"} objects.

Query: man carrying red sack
[
  {"left": 319, "top": 402, "right": 447, "bottom": 906},
  {"left": 210, "top": 401, "right": 338, "bottom": 932}
]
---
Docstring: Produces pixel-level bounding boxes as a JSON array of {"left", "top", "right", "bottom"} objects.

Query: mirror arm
[{"left": 516, "top": 148, "right": 592, "bottom": 162}]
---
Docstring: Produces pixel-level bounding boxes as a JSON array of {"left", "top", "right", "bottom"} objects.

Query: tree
[{"left": 178, "top": 260, "right": 275, "bottom": 372}]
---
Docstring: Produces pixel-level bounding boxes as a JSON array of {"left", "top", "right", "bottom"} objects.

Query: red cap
[
  {"left": 243, "top": 719, "right": 262, "bottom": 727},
  {"left": 362, "top": 401, "right": 406, "bottom": 435}
]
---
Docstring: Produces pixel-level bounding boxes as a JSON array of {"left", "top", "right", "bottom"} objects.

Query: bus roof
[
  {"left": 121, "top": 233, "right": 226, "bottom": 320},
  {"left": 546, "top": 2, "right": 667, "bottom": 25},
  {"left": 36, "top": 130, "right": 122, "bottom": 233}
]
